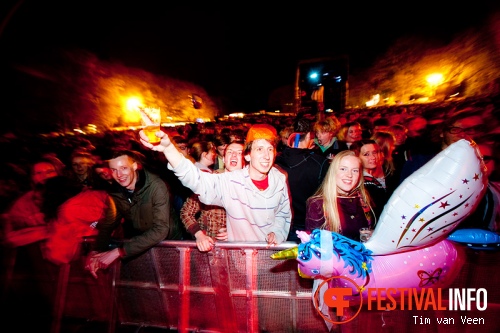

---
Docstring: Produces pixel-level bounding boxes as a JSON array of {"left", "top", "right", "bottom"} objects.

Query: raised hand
[
  {"left": 138, "top": 129, "right": 186, "bottom": 169},
  {"left": 138, "top": 129, "right": 171, "bottom": 152}
]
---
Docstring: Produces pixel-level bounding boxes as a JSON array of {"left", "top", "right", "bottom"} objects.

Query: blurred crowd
[{"left": 1, "top": 93, "right": 499, "bottom": 261}]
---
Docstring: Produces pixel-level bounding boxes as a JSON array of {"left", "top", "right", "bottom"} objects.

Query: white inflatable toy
[{"left": 364, "top": 139, "right": 488, "bottom": 255}]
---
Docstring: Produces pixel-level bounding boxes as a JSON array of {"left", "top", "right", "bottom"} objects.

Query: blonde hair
[
  {"left": 309, "top": 150, "right": 372, "bottom": 233},
  {"left": 313, "top": 117, "right": 341, "bottom": 135}
]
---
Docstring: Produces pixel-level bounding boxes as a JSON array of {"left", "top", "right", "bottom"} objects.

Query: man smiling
[
  {"left": 85, "top": 149, "right": 182, "bottom": 278},
  {"left": 139, "top": 124, "right": 291, "bottom": 246}
]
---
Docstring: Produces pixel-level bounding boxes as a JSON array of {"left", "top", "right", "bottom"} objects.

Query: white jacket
[{"left": 170, "top": 157, "right": 291, "bottom": 244}]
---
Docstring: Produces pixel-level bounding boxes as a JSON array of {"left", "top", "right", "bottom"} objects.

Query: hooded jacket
[{"left": 95, "top": 168, "right": 181, "bottom": 258}]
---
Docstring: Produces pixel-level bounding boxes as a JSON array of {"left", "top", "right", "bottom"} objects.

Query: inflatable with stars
[{"left": 364, "top": 139, "right": 488, "bottom": 255}]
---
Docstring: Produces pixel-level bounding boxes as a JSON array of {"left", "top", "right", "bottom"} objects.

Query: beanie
[{"left": 245, "top": 124, "right": 278, "bottom": 143}]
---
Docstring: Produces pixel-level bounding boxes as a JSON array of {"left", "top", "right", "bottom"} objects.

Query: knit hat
[{"left": 245, "top": 124, "right": 278, "bottom": 143}]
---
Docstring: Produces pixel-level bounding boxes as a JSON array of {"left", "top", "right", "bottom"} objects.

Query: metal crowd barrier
[
  {"left": 105, "top": 240, "right": 323, "bottom": 332},
  {"left": 2, "top": 239, "right": 500, "bottom": 333}
]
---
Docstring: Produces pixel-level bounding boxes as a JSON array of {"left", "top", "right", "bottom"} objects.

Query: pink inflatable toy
[{"left": 273, "top": 229, "right": 464, "bottom": 297}]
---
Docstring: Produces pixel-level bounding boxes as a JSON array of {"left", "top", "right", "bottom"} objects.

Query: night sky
[{"left": 1, "top": 1, "right": 499, "bottom": 115}]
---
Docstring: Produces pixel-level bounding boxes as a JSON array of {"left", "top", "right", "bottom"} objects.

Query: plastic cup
[
  {"left": 359, "top": 228, "right": 372, "bottom": 243},
  {"left": 143, "top": 125, "right": 161, "bottom": 145},
  {"left": 139, "top": 107, "right": 161, "bottom": 145}
]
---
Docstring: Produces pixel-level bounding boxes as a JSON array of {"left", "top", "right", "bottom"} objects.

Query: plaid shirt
[{"left": 180, "top": 193, "right": 226, "bottom": 238}]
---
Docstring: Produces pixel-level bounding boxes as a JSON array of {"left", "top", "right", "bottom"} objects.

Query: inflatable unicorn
[
  {"left": 271, "top": 139, "right": 490, "bottom": 294},
  {"left": 272, "top": 229, "right": 465, "bottom": 298}
]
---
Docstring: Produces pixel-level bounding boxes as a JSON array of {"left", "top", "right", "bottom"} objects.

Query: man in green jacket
[{"left": 85, "top": 148, "right": 181, "bottom": 278}]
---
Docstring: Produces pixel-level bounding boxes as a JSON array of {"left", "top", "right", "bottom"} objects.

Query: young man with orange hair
[{"left": 139, "top": 123, "right": 291, "bottom": 246}]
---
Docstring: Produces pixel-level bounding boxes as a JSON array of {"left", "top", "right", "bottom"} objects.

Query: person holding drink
[
  {"left": 85, "top": 149, "right": 182, "bottom": 278},
  {"left": 138, "top": 123, "right": 291, "bottom": 246},
  {"left": 139, "top": 107, "right": 162, "bottom": 145},
  {"left": 305, "top": 150, "right": 375, "bottom": 242}
]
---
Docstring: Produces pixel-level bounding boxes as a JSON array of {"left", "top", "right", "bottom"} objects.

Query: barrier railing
[
  {"left": 108, "top": 240, "right": 323, "bottom": 333},
  {"left": 2, "top": 239, "right": 500, "bottom": 333}
]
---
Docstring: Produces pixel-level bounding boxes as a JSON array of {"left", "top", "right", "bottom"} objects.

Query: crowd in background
[{"left": 1, "top": 93, "right": 499, "bottom": 257}]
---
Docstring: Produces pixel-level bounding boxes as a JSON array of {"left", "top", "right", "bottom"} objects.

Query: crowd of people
[{"left": 1, "top": 94, "right": 499, "bottom": 279}]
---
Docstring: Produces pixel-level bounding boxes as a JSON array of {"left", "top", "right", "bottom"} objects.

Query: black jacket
[{"left": 275, "top": 147, "right": 330, "bottom": 241}]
